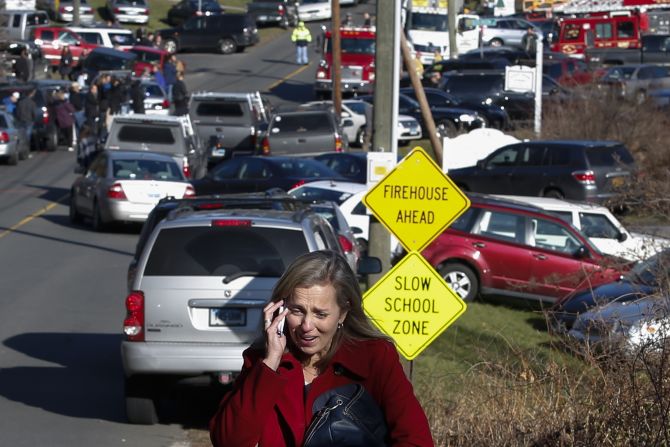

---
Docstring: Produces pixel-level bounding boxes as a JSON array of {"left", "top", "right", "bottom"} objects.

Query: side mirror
[
  {"left": 574, "top": 245, "right": 589, "bottom": 259},
  {"left": 476, "top": 159, "right": 486, "bottom": 169},
  {"left": 357, "top": 256, "right": 382, "bottom": 275},
  {"left": 617, "top": 231, "right": 629, "bottom": 242}
]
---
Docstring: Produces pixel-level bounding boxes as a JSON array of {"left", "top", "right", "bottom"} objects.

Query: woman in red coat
[{"left": 210, "top": 250, "right": 434, "bottom": 447}]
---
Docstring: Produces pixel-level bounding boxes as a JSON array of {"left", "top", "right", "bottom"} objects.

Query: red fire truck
[
  {"left": 314, "top": 26, "right": 376, "bottom": 99},
  {"left": 550, "top": 10, "right": 649, "bottom": 57}
]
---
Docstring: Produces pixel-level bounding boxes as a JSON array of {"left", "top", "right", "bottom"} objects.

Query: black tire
[
  {"left": 6, "top": 151, "right": 18, "bottom": 165},
  {"left": 92, "top": 201, "right": 106, "bottom": 232},
  {"left": 543, "top": 188, "right": 564, "bottom": 199},
  {"left": 124, "top": 377, "right": 159, "bottom": 425},
  {"left": 163, "top": 39, "right": 178, "bottom": 54},
  {"left": 436, "top": 120, "right": 459, "bottom": 138},
  {"left": 219, "top": 38, "right": 237, "bottom": 55},
  {"left": 18, "top": 141, "right": 29, "bottom": 160},
  {"left": 439, "top": 262, "right": 479, "bottom": 301},
  {"left": 490, "top": 38, "right": 504, "bottom": 47},
  {"left": 354, "top": 127, "right": 365, "bottom": 147},
  {"left": 69, "top": 194, "right": 81, "bottom": 224},
  {"left": 45, "top": 129, "right": 58, "bottom": 152}
]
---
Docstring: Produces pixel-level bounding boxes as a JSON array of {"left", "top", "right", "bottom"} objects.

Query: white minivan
[
  {"left": 497, "top": 195, "right": 670, "bottom": 261},
  {"left": 67, "top": 25, "right": 134, "bottom": 49}
]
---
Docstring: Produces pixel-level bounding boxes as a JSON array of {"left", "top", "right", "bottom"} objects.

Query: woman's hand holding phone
[{"left": 261, "top": 300, "right": 288, "bottom": 371}]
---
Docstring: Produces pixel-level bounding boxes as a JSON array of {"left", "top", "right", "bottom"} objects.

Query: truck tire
[{"left": 219, "top": 38, "right": 237, "bottom": 55}]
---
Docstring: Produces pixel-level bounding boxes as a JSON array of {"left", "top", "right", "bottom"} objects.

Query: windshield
[
  {"left": 326, "top": 37, "right": 375, "bottom": 55},
  {"left": 602, "top": 66, "right": 636, "bottom": 81},
  {"left": 409, "top": 12, "right": 448, "bottom": 32},
  {"left": 627, "top": 250, "right": 670, "bottom": 286}
]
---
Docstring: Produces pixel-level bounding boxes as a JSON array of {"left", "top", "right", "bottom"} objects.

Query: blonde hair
[{"left": 269, "top": 250, "right": 388, "bottom": 368}]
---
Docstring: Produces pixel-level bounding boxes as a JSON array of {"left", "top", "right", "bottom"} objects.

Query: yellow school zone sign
[
  {"left": 363, "top": 147, "right": 471, "bottom": 252},
  {"left": 363, "top": 252, "right": 467, "bottom": 360}
]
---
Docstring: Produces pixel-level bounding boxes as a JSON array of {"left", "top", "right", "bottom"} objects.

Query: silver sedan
[
  {"left": 0, "top": 110, "right": 29, "bottom": 166},
  {"left": 69, "top": 150, "right": 195, "bottom": 231}
]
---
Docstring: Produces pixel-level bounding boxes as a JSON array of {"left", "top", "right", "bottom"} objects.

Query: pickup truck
[
  {"left": 188, "top": 92, "right": 271, "bottom": 165},
  {"left": 246, "top": 0, "right": 299, "bottom": 29},
  {"left": 586, "top": 34, "right": 670, "bottom": 66}
]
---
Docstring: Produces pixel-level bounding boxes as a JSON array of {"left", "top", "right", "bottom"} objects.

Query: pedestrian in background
[
  {"left": 2, "top": 92, "right": 19, "bottom": 114},
  {"left": 15, "top": 89, "right": 37, "bottom": 149},
  {"left": 85, "top": 83, "right": 100, "bottom": 135},
  {"left": 53, "top": 89, "right": 76, "bottom": 151},
  {"left": 69, "top": 82, "right": 85, "bottom": 136},
  {"left": 342, "top": 12, "right": 354, "bottom": 27},
  {"left": 163, "top": 55, "right": 177, "bottom": 101},
  {"left": 363, "top": 12, "right": 373, "bottom": 27},
  {"left": 58, "top": 45, "right": 74, "bottom": 80},
  {"left": 291, "top": 21, "right": 312, "bottom": 65},
  {"left": 14, "top": 48, "right": 31, "bottom": 82},
  {"left": 172, "top": 71, "right": 189, "bottom": 116},
  {"left": 130, "top": 79, "right": 146, "bottom": 114}
]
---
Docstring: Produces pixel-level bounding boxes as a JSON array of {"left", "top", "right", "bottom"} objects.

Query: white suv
[
  {"left": 497, "top": 195, "right": 670, "bottom": 261},
  {"left": 121, "top": 207, "right": 345, "bottom": 424}
]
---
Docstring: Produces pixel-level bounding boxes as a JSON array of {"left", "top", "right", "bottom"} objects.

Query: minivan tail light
[
  {"left": 572, "top": 170, "right": 596, "bottom": 184},
  {"left": 212, "top": 219, "right": 252, "bottom": 227},
  {"left": 278, "top": 4, "right": 285, "bottom": 14},
  {"left": 124, "top": 291, "right": 145, "bottom": 341},
  {"left": 335, "top": 134, "right": 343, "bottom": 152},
  {"left": 0, "top": 131, "right": 9, "bottom": 144},
  {"left": 261, "top": 136, "right": 270, "bottom": 155},
  {"left": 338, "top": 234, "right": 354, "bottom": 253},
  {"left": 183, "top": 184, "right": 195, "bottom": 198},
  {"left": 107, "top": 182, "right": 127, "bottom": 200},
  {"left": 42, "top": 106, "right": 49, "bottom": 124},
  {"left": 291, "top": 180, "right": 306, "bottom": 189},
  {"left": 182, "top": 156, "right": 191, "bottom": 178},
  {"left": 161, "top": 98, "right": 170, "bottom": 109}
]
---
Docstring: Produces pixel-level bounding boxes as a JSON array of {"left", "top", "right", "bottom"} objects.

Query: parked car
[
  {"left": 188, "top": 91, "right": 270, "bottom": 165},
  {"left": 260, "top": 109, "right": 350, "bottom": 156},
  {"left": 159, "top": 13, "right": 259, "bottom": 55},
  {"left": 67, "top": 25, "right": 135, "bottom": 49},
  {"left": 420, "top": 193, "right": 627, "bottom": 302},
  {"left": 30, "top": 26, "right": 98, "bottom": 68},
  {"left": 495, "top": 195, "right": 670, "bottom": 261},
  {"left": 106, "top": 0, "right": 150, "bottom": 25},
  {"left": 121, "top": 206, "right": 349, "bottom": 424},
  {"left": 303, "top": 200, "right": 362, "bottom": 270},
  {"left": 36, "top": 0, "right": 95, "bottom": 23},
  {"left": 0, "top": 39, "right": 48, "bottom": 80},
  {"left": 246, "top": 0, "right": 299, "bottom": 28},
  {"left": 479, "top": 17, "right": 543, "bottom": 48},
  {"left": 543, "top": 57, "right": 600, "bottom": 87},
  {"left": 0, "top": 79, "right": 73, "bottom": 151},
  {"left": 551, "top": 248, "right": 670, "bottom": 331},
  {"left": 313, "top": 152, "right": 368, "bottom": 184},
  {"left": 69, "top": 150, "right": 195, "bottom": 230},
  {"left": 132, "top": 77, "right": 170, "bottom": 115},
  {"left": 72, "top": 46, "right": 136, "bottom": 85},
  {"left": 128, "top": 46, "right": 170, "bottom": 76},
  {"left": 190, "top": 155, "right": 346, "bottom": 195},
  {"left": 0, "top": 10, "right": 50, "bottom": 41},
  {"left": 448, "top": 140, "right": 636, "bottom": 204},
  {"left": 166, "top": 0, "right": 223, "bottom": 27},
  {"left": 297, "top": 0, "right": 331, "bottom": 22},
  {"left": 0, "top": 109, "right": 29, "bottom": 165},
  {"left": 399, "top": 86, "right": 511, "bottom": 130},
  {"left": 598, "top": 64, "right": 670, "bottom": 104},
  {"left": 104, "top": 113, "right": 207, "bottom": 179},
  {"left": 567, "top": 295, "right": 670, "bottom": 353}
]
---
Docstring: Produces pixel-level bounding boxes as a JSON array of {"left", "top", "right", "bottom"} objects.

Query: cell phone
[{"left": 276, "top": 306, "right": 285, "bottom": 336}]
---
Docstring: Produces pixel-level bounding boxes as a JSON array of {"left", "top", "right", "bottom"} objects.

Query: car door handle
[
  {"left": 472, "top": 242, "right": 485, "bottom": 248},
  {"left": 533, "top": 253, "right": 547, "bottom": 260}
]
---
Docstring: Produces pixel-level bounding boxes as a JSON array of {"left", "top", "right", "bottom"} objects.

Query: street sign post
[
  {"left": 362, "top": 146, "right": 471, "bottom": 361},
  {"left": 363, "top": 252, "right": 467, "bottom": 360}
]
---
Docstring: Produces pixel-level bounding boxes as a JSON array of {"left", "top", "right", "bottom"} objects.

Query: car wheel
[
  {"left": 163, "top": 39, "right": 178, "bottom": 54},
  {"left": 635, "top": 90, "right": 647, "bottom": 104},
  {"left": 436, "top": 120, "right": 459, "bottom": 138},
  {"left": 543, "top": 188, "right": 564, "bottom": 199},
  {"left": 45, "top": 129, "right": 58, "bottom": 152},
  {"left": 219, "top": 38, "right": 237, "bottom": 55},
  {"left": 69, "top": 194, "right": 82, "bottom": 224},
  {"left": 439, "top": 262, "right": 479, "bottom": 301},
  {"left": 355, "top": 127, "right": 365, "bottom": 147},
  {"left": 92, "top": 201, "right": 106, "bottom": 232},
  {"left": 490, "top": 38, "right": 504, "bottom": 47},
  {"left": 124, "top": 376, "right": 159, "bottom": 425}
]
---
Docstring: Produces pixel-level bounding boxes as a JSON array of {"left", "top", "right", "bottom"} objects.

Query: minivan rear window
[
  {"left": 585, "top": 146, "right": 634, "bottom": 167},
  {"left": 144, "top": 226, "right": 308, "bottom": 276},
  {"left": 118, "top": 125, "right": 176, "bottom": 144},
  {"left": 196, "top": 102, "right": 244, "bottom": 117}
]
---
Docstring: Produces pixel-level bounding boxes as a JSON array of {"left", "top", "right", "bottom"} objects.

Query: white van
[
  {"left": 67, "top": 25, "right": 134, "bottom": 50},
  {"left": 0, "top": 10, "right": 49, "bottom": 40},
  {"left": 497, "top": 195, "right": 670, "bottom": 261}
]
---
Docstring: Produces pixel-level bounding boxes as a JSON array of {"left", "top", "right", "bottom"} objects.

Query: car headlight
[{"left": 484, "top": 98, "right": 493, "bottom": 105}]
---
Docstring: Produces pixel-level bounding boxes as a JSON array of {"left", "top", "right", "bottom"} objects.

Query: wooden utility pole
[
  {"left": 331, "top": 1, "right": 342, "bottom": 117},
  {"left": 73, "top": 0, "right": 80, "bottom": 26},
  {"left": 400, "top": 32, "right": 443, "bottom": 166}
]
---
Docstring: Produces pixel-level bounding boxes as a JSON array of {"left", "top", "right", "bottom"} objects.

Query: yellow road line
[
  {"left": 0, "top": 193, "right": 69, "bottom": 240},
  {"left": 266, "top": 63, "right": 311, "bottom": 91}
]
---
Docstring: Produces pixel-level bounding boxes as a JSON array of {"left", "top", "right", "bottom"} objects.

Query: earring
[{"left": 337, "top": 322, "right": 344, "bottom": 330}]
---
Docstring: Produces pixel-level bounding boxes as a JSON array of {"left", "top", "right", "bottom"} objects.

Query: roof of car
[
  {"left": 162, "top": 207, "right": 324, "bottom": 226},
  {"left": 130, "top": 45, "right": 169, "bottom": 55},
  {"left": 289, "top": 180, "right": 367, "bottom": 195},
  {"left": 103, "top": 149, "right": 180, "bottom": 162},
  {"left": 86, "top": 46, "right": 136, "bottom": 59},
  {"left": 494, "top": 195, "right": 610, "bottom": 213},
  {"left": 111, "top": 113, "right": 189, "bottom": 124}
]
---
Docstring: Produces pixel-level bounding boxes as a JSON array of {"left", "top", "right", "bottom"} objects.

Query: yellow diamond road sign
[
  {"left": 363, "top": 252, "right": 467, "bottom": 360},
  {"left": 363, "top": 147, "right": 471, "bottom": 252}
]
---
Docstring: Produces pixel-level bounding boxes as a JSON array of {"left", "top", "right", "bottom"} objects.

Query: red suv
[
  {"left": 31, "top": 26, "right": 98, "bottom": 68},
  {"left": 420, "top": 194, "right": 628, "bottom": 303}
]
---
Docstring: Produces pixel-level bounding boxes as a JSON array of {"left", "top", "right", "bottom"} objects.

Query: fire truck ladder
[{"left": 555, "top": 0, "right": 670, "bottom": 14}]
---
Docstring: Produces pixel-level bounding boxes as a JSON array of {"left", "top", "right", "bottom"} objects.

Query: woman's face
[{"left": 286, "top": 284, "right": 347, "bottom": 364}]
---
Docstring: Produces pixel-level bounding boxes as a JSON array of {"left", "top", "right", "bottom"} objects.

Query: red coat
[{"left": 210, "top": 338, "right": 434, "bottom": 447}]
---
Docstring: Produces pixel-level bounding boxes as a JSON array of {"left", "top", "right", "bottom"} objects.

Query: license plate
[
  {"left": 213, "top": 148, "right": 226, "bottom": 157},
  {"left": 210, "top": 307, "right": 246, "bottom": 326},
  {"left": 258, "top": 15, "right": 267, "bottom": 20}
]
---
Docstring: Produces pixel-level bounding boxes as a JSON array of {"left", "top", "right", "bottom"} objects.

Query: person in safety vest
[{"left": 291, "top": 21, "right": 312, "bottom": 65}]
